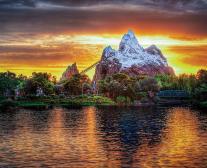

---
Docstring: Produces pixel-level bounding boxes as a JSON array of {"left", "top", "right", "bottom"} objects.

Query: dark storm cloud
[
  {"left": 0, "top": 5, "right": 206, "bottom": 37},
  {"left": 0, "top": 0, "right": 207, "bottom": 11},
  {"left": 0, "top": 0, "right": 36, "bottom": 8},
  {"left": 0, "top": 0, "right": 206, "bottom": 39}
]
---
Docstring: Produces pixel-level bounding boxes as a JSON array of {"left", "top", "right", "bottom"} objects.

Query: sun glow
[{"left": 0, "top": 33, "right": 206, "bottom": 78}]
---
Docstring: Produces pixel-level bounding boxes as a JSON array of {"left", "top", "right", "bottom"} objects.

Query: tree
[
  {"left": 136, "top": 77, "right": 160, "bottom": 92},
  {"left": 155, "top": 74, "right": 177, "bottom": 90},
  {"left": 112, "top": 73, "right": 129, "bottom": 82},
  {"left": 194, "top": 83, "right": 207, "bottom": 101},
  {"left": 196, "top": 69, "right": 207, "bottom": 84},
  {"left": 24, "top": 72, "right": 55, "bottom": 95},
  {"left": 0, "top": 71, "right": 23, "bottom": 96},
  {"left": 63, "top": 74, "right": 91, "bottom": 95},
  {"left": 98, "top": 73, "right": 136, "bottom": 100},
  {"left": 176, "top": 74, "right": 198, "bottom": 94}
]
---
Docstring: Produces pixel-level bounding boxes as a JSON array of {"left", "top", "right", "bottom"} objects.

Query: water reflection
[
  {"left": 133, "top": 107, "right": 207, "bottom": 168},
  {"left": 0, "top": 106, "right": 207, "bottom": 168},
  {"left": 96, "top": 107, "right": 167, "bottom": 168}
]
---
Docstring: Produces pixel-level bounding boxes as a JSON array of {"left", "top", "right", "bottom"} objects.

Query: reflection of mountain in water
[
  {"left": 96, "top": 106, "right": 167, "bottom": 167},
  {"left": 0, "top": 107, "right": 207, "bottom": 168}
]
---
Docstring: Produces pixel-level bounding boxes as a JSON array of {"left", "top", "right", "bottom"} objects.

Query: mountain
[
  {"left": 60, "top": 63, "right": 79, "bottom": 81},
  {"left": 93, "top": 30, "right": 174, "bottom": 81}
]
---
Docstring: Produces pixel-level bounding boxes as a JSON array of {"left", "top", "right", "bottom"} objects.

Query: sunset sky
[{"left": 0, "top": 0, "right": 207, "bottom": 79}]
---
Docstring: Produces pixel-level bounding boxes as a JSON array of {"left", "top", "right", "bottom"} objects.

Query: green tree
[
  {"left": 196, "top": 69, "right": 207, "bottom": 84},
  {"left": 155, "top": 74, "right": 177, "bottom": 90},
  {"left": 0, "top": 71, "right": 24, "bottom": 96},
  {"left": 136, "top": 77, "right": 160, "bottom": 92},
  {"left": 63, "top": 74, "right": 91, "bottom": 95},
  {"left": 99, "top": 73, "right": 136, "bottom": 100},
  {"left": 176, "top": 74, "right": 198, "bottom": 94},
  {"left": 24, "top": 72, "right": 55, "bottom": 95},
  {"left": 194, "top": 83, "right": 207, "bottom": 101}
]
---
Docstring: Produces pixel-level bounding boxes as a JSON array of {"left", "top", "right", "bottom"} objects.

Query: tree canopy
[
  {"left": 24, "top": 72, "right": 56, "bottom": 95},
  {"left": 0, "top": 71, "right": 25, "bottom": 96},
  {"left": 63, "top": 74, "right": 91, "bottom": 95}
]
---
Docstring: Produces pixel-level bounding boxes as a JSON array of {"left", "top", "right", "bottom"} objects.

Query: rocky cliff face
[
  {"left": 93, "top": 30, "right": 174, "bottom": 81},
  {"left": 60, "top": 63, "right": 79, "bottom": 81}
]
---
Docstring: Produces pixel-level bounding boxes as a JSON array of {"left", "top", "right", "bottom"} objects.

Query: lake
[{"left": 0, "top": 106, "right": 207, "bottom": 168}]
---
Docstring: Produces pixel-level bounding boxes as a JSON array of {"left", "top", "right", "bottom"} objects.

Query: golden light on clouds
[
  {"left": 0, "top": 32, "right": 207, "bottom": 79},
  {"left": 0, "top": 0, "right": 206, "bottom": 79}
]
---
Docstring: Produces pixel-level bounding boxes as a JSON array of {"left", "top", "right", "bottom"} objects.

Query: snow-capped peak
[
  {"left": 127, "top": 29, "right": 136, "bottom": 38},
  {"left": 104, "top": 45, "right": 113, "bottom": 52},
  {"left": 94, "top": 30, "right": 174, "bottom": 81},
  {"left": 119, "top": 30, "right": 143, "bottom": 52},
  {"left": 102, "top": 30, "right": 169, "bottom": 68},
  {"left": 102, "top": 45, "right": 116, "bottom": 59}
]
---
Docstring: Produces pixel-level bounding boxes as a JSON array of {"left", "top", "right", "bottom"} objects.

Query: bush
[
  {"left": 0, "top": 99, "right": 17, "bottom": 112},
  {"left": 136, "top": 77, "right": 160, "bottom": 92},
  {"left": 0, "top": 96, "right": 6, "bottom": 102},
  {"left": 15, "top": 96, "right": 26, "bottom": 101},
  {"left": 93, "top": 96, "right": 115, "bottom": 105},
  {"left": 59, "top": 94, "right": 66, "bottom": 98},
  {"left": 136, "top": 92, "right": 147, "bottom": 100},
  {"left": 17, "top": 101, "right": 52, "bottom": 110},
  {"left": 200, "top": 101, "right": 207, "bottom": 109},
  {"left": 116, "top": 96, "right": 126, "bottom": 105},
  {"left": 25, "top": 94, "right": 37, "bottom": 100},
  {"left": 61, "top": 100, "right": 82, "bottom": 109},
  {"left": 152, "top": 96, "right": 160, "bottom": 103},
  {"left": 140, "top": 97, "right": 149, "bottom": 103},
  {"left": 59, "top": 95, "right": 115, "bottom": 107}
]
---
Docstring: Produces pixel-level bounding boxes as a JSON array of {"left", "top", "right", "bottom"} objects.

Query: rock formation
[
  {"left": 60, "top": 63, "right": 79, "bottom": 81},
  {"left": 93, "top": 30, "right": 174, "bottom": 82}
]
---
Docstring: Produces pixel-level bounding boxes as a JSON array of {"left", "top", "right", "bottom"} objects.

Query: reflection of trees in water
[
  {"left": 197, "top": 109, "right": 207, "bottom": 132},
  {"left": 132, "top": 107, "right": 207, "bottom": 168},
  {"left": 96, "top": 106, "right": 167, "bottom": 168},
  {"left": 63, "top": 108, "right": 85, "bottom": 131},
  {"left": 0, "top": 111, "right": 18, "bottom": 135},
  {"left": 0, "top": 109, "right": 50, "bottom": 135},
  {"left": 0, "top": 108, "right": 84, "bottom": 133},
  {"left": 0, "top": 109, "right": 51, "bottom": 134},
  {"left": 29, "top": 110, "right": 50, "bottom": 132},
  {"left": 1, "top": 106, "right": 206, "bottom": 167},
  {"left": 120, "top": 107, "right": 167, "bottom": 147}
]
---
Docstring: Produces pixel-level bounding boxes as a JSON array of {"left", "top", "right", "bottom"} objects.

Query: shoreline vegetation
[
  {"left": 0, "top": 69, "right": 207, "bottom": 112},
  {"left": 0, "top": 95, "right": 156, "bottom": 111}
]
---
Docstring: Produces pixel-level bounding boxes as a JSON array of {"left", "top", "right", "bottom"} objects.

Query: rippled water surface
[{"left": 0, "top": 106, "right": 207, "bottom": 168}]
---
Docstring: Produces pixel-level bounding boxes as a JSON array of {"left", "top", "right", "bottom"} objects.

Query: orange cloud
[
  {"left": 0, "top": 33, "right": 207, "bottom": 78},
  {"left": 168, "top": 45, "right": 207, "bottom": 67}
]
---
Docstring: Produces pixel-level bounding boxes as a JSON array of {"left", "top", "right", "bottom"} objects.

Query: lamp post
[
  {"left": 123, "top": 85, "right": 127, "bottom": 104},
  {"left": 82, "top": 83, "right": 84, "bottom": 96},
  {"left": 82, "top": 83, "right": 87, "bottom": 96}
]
